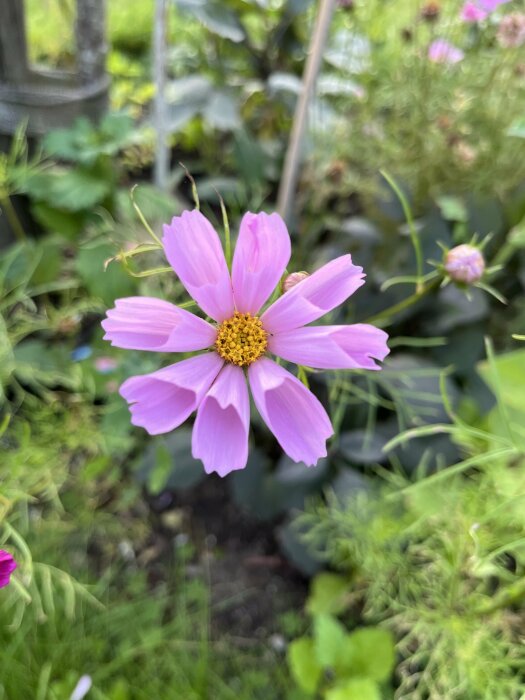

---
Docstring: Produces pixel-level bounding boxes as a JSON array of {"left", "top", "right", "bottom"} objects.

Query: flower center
[{"left": 215, "top": 312, "right": 268, "bottom": 367}]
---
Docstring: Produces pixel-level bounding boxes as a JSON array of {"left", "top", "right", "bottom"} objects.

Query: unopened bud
[
  {"left": 421, "top": 1, "right": 440, "bottom": 22},
  {"left": 282, "top": 271, "right": 309, "bottom": 293},
  {"left": 497, "top": 13, "right": 525, "bottom": 49},
  {"left": 445, "top": 244, "right": 485, "bottom": 284}
]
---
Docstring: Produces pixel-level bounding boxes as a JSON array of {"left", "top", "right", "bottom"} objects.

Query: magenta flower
[
  {"left": 445, "top": 244, "right": 485, "bottom": 284},
  {"left": 102, "top": 211, "right": 389, "bottom": 476},
  {"left": 0, "top": 550, "right": 16, "bottom": 588},
  {"left": 428, "top": 39, "right": 465, "bottom": 64},
  {"left": 461, "top": 1, "right": 488, "bottom": 22}
]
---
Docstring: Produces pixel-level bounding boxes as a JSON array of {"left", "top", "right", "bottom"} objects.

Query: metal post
[
  {"left": 277, "top": 0, "right": 337, "bottom": 224},
  {"left": 0, "top": 0, "right": 30, "bottom": 82},
  {"left": 153, "top": 0, "right": 169, "bottom": 191},
  {"left": 76, "top": 0, "right": 108, "bottom": 84}
]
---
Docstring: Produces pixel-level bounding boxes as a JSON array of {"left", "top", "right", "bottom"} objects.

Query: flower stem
[
  {"left": 217, "top": 193, "right": 232, "bottom": 270},
  {"left": 364, "top": 276, "right": 442, "bottom": 327},
  {"left": 380, "top": 169, "right": 424, "bottom": 293},
  {"left": 1, "top": 195, "right": 26, "bottom": 242}
]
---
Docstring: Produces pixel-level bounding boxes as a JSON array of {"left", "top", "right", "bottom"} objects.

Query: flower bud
[
  {"left": 282, "top": 271, "right": 309, "bottom": 293},
  {"left": 497, "top": 13, "right": 525, "bottom": 49},
  {"left": 444, "top": 244, "right": 485, "bottom": 284}
]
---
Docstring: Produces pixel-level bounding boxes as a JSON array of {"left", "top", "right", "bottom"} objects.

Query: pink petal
[
  {"left": 231, "top": 212, "right": 291, "bottom": 314},
  {"left": 248, "top": 358, "right": 333, "bottom": 466},
  {"left": 269, "top": 324, "right": 389, "bottom": 370},
  {"left": 192, "top": 364, "right": 250, "bottom": 476},
  {"left": 162, "top": 210, "right": 235, "bottom": 322},
  {"left": 102, "top": 296, "right": 217, "bottom": 352},
  {"left": 261, "top": 255, "right": 365, "bottom": 334},
  {"left": 119, "top": 353, "right": 223, "bottom": 435},
  {"left": 461, "top": 1, "right": 488, "bottom": 21},
  {"left": 0, "top": 550, "right": 16, "bottom": 588}
]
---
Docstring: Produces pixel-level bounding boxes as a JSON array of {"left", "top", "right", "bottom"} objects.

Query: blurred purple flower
[
  {"left": 428, "top": 39, "right": 465, "bottom": 64},
  {"left": 497, "top": 13, "right": 525, "bottom": 48},
  {"left": 94, "top": 356, "right": 119, "bottom": 374},
  {"left": 70, "top": 676, "right": 92, "bottom": 700},
  {"left": 461, "top": 2, "right": 488, "bottom": 22},
  {"left": 445, "top": 244, "right": 485, "bottom": 284},
  {"left": 477, "top": 0, "right": 510, "bottom": 11},
  {"left": 71, "top": 345, "right": 92, "bottom": 362},
  {"left": 0, "top": 550, "right": 16, "bottom": 588}
]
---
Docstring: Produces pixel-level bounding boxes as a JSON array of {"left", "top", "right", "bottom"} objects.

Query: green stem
[
  {"left": 218, "top": 194, "right": 231, "bottom": 270},
  {"left": 365, "top": 277, "right": 442, "bottom": 327},
  {"left": 475, "top": 576, "right": 525, "bottom": 616},
  {"left": 1, "top": 195, "right": 26, "bottom": 242},
  {"left": 380, "top": 169, "right": 424, "bottom": 292}
]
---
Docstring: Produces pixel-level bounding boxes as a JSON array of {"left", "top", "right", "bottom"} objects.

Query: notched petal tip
[
  {"left": 261, "top": 255, "right": 366, "bottom": 334},
  {"left": 162, "top": 210, "right": 235, "bottom": 322},
  {"left": 192, "top": 364, "right": 250, "bottom": 477},
  {"left": 248, "top": 358, "right": 333, "bottom": 466},
  {"left": 102, "top": 296, "right": 216, "bottom": 353},
  {"left": 119, "top": 353, "right": 224, "bottom": 436},
  {"left": 232, "top": 210, "right": 291, "bottom": 315}
]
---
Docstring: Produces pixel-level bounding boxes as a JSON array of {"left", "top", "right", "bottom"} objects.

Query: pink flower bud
[
  {"left": 445, "top": 244, "right": 485, "bottom": 284},
  {"left": 282, "top": 271, "right": 309, "bottom": 293},
  {"left": 497, "top": 13, "right": 525, "bottom": 48}
]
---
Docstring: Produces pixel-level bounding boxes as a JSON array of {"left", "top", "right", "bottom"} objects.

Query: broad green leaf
[
  {"left": 45, "top": 170, "right": 112, "bottom": 211},
  {"left": 306, "top": 573, "right": 349, "bottom": 616},
  {"left": 477, "top": 348, "right": 525, "bottom": 446},
  {"left": 76, "top": 242, "right": 136, "bottom": 305},
  {"left": 147, "top": 444, "right": 173, "bottom": 495},
  {"left": 287, "top": 637, "right": 322, "bottom": 694},
  {"left": 325, "top": 678, "right": 381, "bottom": 700},
  {"left": 314, "top": 614, "right": 347, "bottom": 669},
  {"left": 338, "top": 627, "right": 395, "bottom": 682}
]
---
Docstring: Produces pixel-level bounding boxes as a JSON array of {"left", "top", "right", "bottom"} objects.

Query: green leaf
[
  {"left": 314, "top": 614, "right": 347, "bottom": 669},
  {"left": 76, "top": 242, "right": 136, "bottom": 305},
  {"left": 177, "top": 0, "right": 245, "bottom": 42},
  {"left": 306, "top": 573, "right": 349, "bottom": 616},
  {"left": 45, "top": 170, "right": 112, "bottom": 211},
  {"left": 325, "top": 678, "right": 381, "bottom": 700},
  {"left": 508, "top": 117, "right": 525, "bottom": 138},
  {"left": 287, "top": 637, "right": 322, "bottom": 694},
  {"left": 147, "top": 444, "right": 173, "bottom": 495},
  {"left": 30, "top": 201, "right": 85, "bottom": 239},
  {"left": 477, "top": 348, "right": 525, "bottom": 445},
  {"left": 338, "top": 627, "right": 395, "bottom": 682},
  {"left": 135, "top": 428, "right": 205, "bottom": 492},
  {"left": 436, "top": 195, "right": 468, "bottom": 223}
]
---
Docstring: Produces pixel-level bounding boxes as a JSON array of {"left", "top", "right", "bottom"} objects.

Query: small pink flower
[
  {"left": 461, "top": 1, "right": 488, "bottom": 22},
  {"left": 445, "top": 244, "right": 485, "bottom": 283},
  {"left": 102, "top": 211, "right": 389, "bottom": 476},
  {"left": 428, "top": 39, "right": 465, "bottom": 64},
  {"left": 0, "top": 550, "right": 16, "bottom": 588},
  {"left": 282, "top": 271, "right": 309, "bottom": 293},
  {"left": 94, "top": 356, "right": 119, "bottom": 373},
  {"left": 497, "top": 13, "right": 525, "bottom": 48}
]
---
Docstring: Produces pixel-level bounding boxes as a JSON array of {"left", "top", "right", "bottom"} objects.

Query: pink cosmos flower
[
  {"left": 428, "top": 39, "right": 465, "bottom": 64},
  {"left": 445, "top": 244, "right": 485, "bottom": 283},
  {"left": 461, "top": 1, "right": 488, "bottom": 22},
  {"left": 102, "top": 211, "right": 389, "bottom": 476},
  {"left": 0, "top": 550, "right": 16, "bottom": 588}
]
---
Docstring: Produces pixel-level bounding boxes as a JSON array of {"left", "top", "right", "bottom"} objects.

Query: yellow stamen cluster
[{"left": 215, "top": 312, "right": 268, "bottom": 367}]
